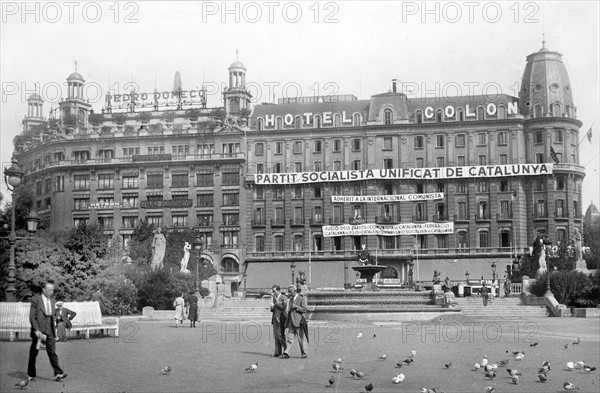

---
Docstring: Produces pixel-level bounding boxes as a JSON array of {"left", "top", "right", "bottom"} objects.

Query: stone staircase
[
  {"left": 456, "top": 296, "right": 549, "bottom": 319},
  {"left": 197, "top": 298, "right": 272, "bottom": 321}
]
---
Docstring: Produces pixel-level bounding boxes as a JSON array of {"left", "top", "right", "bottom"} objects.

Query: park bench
[{"left": 0, "top": 301, "right": 119, "bottom": 341}]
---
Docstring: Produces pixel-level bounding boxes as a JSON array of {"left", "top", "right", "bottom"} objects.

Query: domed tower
[
  {"left": 22, "top": 93, "right": 45, "bottom": 132},
  {"left": 519, "top": 39, "right": 576, "bottom": 119},
  {"left": 223, "top": 58, "right": 252, "bottom": 117},
  {"left": 58, "top": 67, "right": 92, "bottom": 133}
]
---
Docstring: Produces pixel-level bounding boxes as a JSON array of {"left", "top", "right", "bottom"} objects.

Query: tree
[
  {"left": 60, "top": 222, "right": 108, "bottom": 263},
  {"left": 583, "top": 220, "right": 600, "bottom": 269}
]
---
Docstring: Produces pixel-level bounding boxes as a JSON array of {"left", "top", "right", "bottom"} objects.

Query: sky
[{"left": 1, "top": 0, "right": 599, "bottom": 212}]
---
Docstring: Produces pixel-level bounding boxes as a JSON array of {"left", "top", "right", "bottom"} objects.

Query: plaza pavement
[{"left": 1, "top": 315, "right": 599, "bottom": 393}]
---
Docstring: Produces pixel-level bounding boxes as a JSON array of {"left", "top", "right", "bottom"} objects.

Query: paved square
[{"left": 1, "top": 316, "right": 599, "bottom": 392}]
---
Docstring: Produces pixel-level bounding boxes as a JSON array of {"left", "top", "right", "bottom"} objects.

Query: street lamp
[
  {"left": 465, "top": 270, "right": 470, "bottom": 282},
  {"left": 491, "top": 261, "right": 497, "bottom": 281},
  {"left": 192, "top": 236, "right": 203, "bottom": 292},
  {"left": 290, "top": 261, "right": 296, "bottom": 285},
  {"left": 544, "top": 237, "right": 554, "bottom": 297},
  {"left": 4, "top": 158, "right": 24, "bottom": 302}
]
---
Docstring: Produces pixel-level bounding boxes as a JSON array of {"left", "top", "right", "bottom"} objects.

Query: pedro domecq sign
[{"left": 254, "top": 163, "right": 553, "bottom": 185}]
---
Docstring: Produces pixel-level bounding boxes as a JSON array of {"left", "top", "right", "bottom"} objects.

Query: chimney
[{"left": 392, "top": 79, "right": 397, "bottom": 93}]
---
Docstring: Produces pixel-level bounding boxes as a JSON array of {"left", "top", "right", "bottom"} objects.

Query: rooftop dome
[
  {"left": 67, "top": 72, "right": 85, "bottom": 82},
  {"left": 585, "top": 201, "right": 600, "bottom": 225},
  {"left": 27, "top": 93, "right": 43, "bottom": 102},
  {"left": 229, "top": 61, "right": 246, "bottom": 70}
]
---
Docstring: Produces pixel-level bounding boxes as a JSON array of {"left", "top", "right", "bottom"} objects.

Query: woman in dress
[
  {"left": 186, "top": 291, "right": 199, "bottom": 328},
  {"left": 173, "top": 293, "right": 185, "bottom": 328}
]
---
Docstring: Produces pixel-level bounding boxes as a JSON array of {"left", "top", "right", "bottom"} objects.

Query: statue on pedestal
[
  {"left": 180, "top": 242, "right": 191, "bottom": 274},
  {"left": 535, "top": 237, "right": 547, "bottom": 277},
  {"left": 150, "top": 227, "right": 166, "bottom": 271}
]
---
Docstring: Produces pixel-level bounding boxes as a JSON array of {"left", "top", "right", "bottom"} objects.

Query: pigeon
[
  {"left": 539, "top": 363, "right": 551, "bottom": 373},
  {"left": 473, "top": 363, "right": 481, "bottom": 371},
  {"left": 515, "top": 352, "right": 525, "bottom": 361},
  {"left": 563, "top": 382, "right": 579, "bottom": 390},
  {"left": 421, "top": 389, "right": 438, "bottom": 393},
  {"left": 507, "top": 369, "right": 521, "bottom": 376},
  {"left": 538, "top": 373, "right": 548, "bottom": 383},
  {"left": 365, "top": 382, "right": 373, "bottom": 392},
  {"left": 373, "top": 333, "right": 376, "bottom": 339},
  {"left": 332, "top": 363, "right": 342, "bottom": 372},
  {"left": 497, "top": 359, "right": 509, "bottom": 367},
  {"left": 245, "top": 361, "right": 258, "bottom": 372},
  {"left": 378, "top": 353, "right": 387, "bottom": 360},
  {"left": 485, "top": 388, "right": 495, "bottom": 393},
  {"left": 511, "top": 350, "right": 525, "bottom": 356},
  {"left": 485, "top": 370, "right": 496, "bottom": 380},
  {"left": 584, "top": 365, "right": 597, "bottom": 373},
  {"left": 481, "top": 356, "right": 488, "bottom": 367},
  {"left": 350, "top": 369, "right": 357, "bottom": 377},
  {"left": 15, "top": 379, "right": 29, "bottom": 390},
  {"left": 566, "top": 362, "right": 574, "bottom": 370},
  {"left": 564, "top": 344, "right": 570, "bottom": 349},
  {"left": 356, "top": 371, "right": 366, "bottom": 379},
  {"left": 327, "top": 376, "right": 335, "bottom": 387},
  {"left": 401, "top": 358, "right": 414, "bottom": 366},
  {"left": 410, "top": 349, "right": 417, "bottom": 357},
  {"left": 334, "top": 357, "right": 343, "bottom": 363},
  {"left": 511, "top": 375, "right": 519, "bottom": 385},
  {"left": 573, "top": 338, "right": 580, "bottom": 345},
  {"left": 392, "top": 373, "right": 405, "bottom": 384},
  {"left": 161, "top": 365, "right": 172, "bottom": 374},
  {"left": 444, "top": 362, "right": 452, "bottom": 369},
  {"left": 484, "top": 364, "right": 494, "bottom": 373},
  {"left": 356, "top": 332, "right": 363, "bottom": 338},
  {"left": 529, "top": 341, "right": 539, "bottom": 347},
  {"left": 541, "top": 361, "right": 551, "bottom": 369},
  {"left": 574, "top": 361, "right": 585, "bottom": 369}
]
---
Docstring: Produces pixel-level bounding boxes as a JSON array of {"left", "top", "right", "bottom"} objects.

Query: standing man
[
  {"left": 27, "top": 282, "right": 68, "bottom": 381},
  {"left": 480, "top": 283, "right": 490, "bottom": 307},
  {"left": 281, "top": 285, "right": 309, "bottom": 359},
  {"left": 91, "top": 286, "right": 108, "bottom": 315},
  {"left": 270, "top": 285, "right": 287, "bottom": 357},
  {"left": 54, "top": 301, "right": 77, "bottom": 342}
]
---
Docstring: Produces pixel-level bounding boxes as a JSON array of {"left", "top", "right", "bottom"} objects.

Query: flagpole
[{"left": 574, "top": 120, "right": 595, "bottom": 152}]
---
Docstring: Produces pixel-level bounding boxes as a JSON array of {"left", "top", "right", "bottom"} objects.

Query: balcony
[
  {"left": 271, "top": 218, "right": 286, "bottom": 227},
  {"left": 251, "top": 219, "right": 266, "bottom": 227},
  {"left": 290, "top": 218, "right": 305, "bottom": 227},
  {"left": 554, "top": 211, "right": 569, "bottom": 220},
  {"left": 496, "top": 212, "right": 513, "bottom": 221},
  {"left": 533, "top": 212, "right": 548, "bottom": 220},
  {"left": 197, "top": 220, "right": 214, "bottom": 227},
  {"left": 375, "top": 215, "right": 400, "bottom": 224},
  {"left": 475, "top": 212, "right": 492, "bottom": 221},
  {"left": 454, "top": 213, "right": 470, "bottom": 222},
  {"left": 310, "top": 217, "right": 325, "bottom": 226},
  {"left": 412, "top": 215, "right": 427, "bottom": 222},
  {"left": 432, "top": 213, "right": 449, "bottom": 222}
]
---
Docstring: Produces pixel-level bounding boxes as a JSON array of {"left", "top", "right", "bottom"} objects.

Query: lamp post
[
  {"left": 290, "top": 261, "right": 296, "bottom": 285},
  {"left": 465, "top": 270, "right": 470, "bottom": 282},
  {"left": 544, "top": 238, "right": 553, "bottom": 297},
  {"left": 192, "top": 236, "right": 203, "bottom": 293},
  {"left": 491, "top": 261, "right": 497, "bottom": 281},
  {"left": 4, "top": 158, "right": 24, "bottom": 302}
]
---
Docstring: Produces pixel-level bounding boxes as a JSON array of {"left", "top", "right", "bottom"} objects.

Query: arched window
[
  {"left": 293, "top": 235, "right": 303, "bottom": 252},
  {"left": 477, "top": 106, "right": 485, "bottom": 120},
  {"left": 221, "top": 257, "right": 239, "bottom": 273},
  {"left": 294, "top": 116, "right": 302, "bottom": 129},
  {"left": 552, "top": 102, "right": 561, "bottom": 117},
  {"left": 314, "top": 115, "right": 321, "bottom": 129},
  {"left": 334, "top": 114, "right": 341, "bottom": 127},
  {"left": 499, "top": 229, "right": 511, "bottom": 248},
  {"left": 556, "top": 228, "right": 566, "bottom": 246},
  {"left": 436, "top": 109, "right": 443, "bottom": 123},
  {"left": 381, "top": 266, "right": 398, "bottom": 279},
  {"left": 457, "top": 108, "right": 464, "bottom": 122},
  {"left": 78, "top": 109, "right": 86, "bottom": 124},
  {"left": 384, "top": 109, "right": 393, "bottom": 125},
  {"left": 415, "top": 110, "right": 423, "bottom": 123},
  {"left": 498, "top": 105, "right": 506, "bottom": 119},
  {"left": 534, "top": 104, "right": 543, "bottom": 118},
  {"left": 276, "top": 117, "right": 283, "bottom": 130},
  {"left": 457, "top": 231, "right": 469, "bottom": 249},
  {"left": 257, "top": 118, "right": 264, "bottom": 131},
  {"left": 230, "top": 98, "right": 240, "bottom": 114},
  {"left": 353, "top": 113, "right": 361, "bottom": 126}
]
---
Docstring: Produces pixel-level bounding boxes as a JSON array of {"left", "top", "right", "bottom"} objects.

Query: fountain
[{"left": 352, "top": 249, "right": 386, "bottom": 291}]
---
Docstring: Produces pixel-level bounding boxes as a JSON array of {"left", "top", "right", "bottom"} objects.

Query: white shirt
[{"left": 42, "top": 294, "right": 51, "bottom": 315}]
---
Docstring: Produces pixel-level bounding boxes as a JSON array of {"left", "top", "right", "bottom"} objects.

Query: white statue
[
  {"left": 150, "top": 227, "right": 167, "bottom": 271},
  {"left": 537, "top": 237, "right": 547, "bottom": 277},
  {"left": 180, "top": 242, "right": 191, "bottom": 274}
]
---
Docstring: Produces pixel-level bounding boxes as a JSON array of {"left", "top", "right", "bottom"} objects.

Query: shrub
[
  {"left": 530, "top": 270, "right": 594, "bottom": 306},
  {"left": 88, "top": 264, "right": 138, "bottom": 315},
  {"left": 135, "top": 269, "right": 196, "bottom": 310}
]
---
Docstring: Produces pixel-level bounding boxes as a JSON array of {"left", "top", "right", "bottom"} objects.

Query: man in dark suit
[
  {"left": 270, "top": 285, "right": 287, "bottom": 357},
  {"left": 54, "top": 301, "right": 77, "bottom": 342},
  {"left": 27, "top": 282, "right": 68, "bottom": 381},
  {"left": 281, "top": 285, "right": 309, "bottom": 359}
]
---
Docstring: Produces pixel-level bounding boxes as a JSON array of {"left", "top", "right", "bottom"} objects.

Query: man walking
[
  {"left": 27, "top": 282, "right": 68, "bottom": 381},
  {"left": 54, "top": 301, "right": 77, "bottom": 342},
  {"left": 281, "top": 285, "right": 309, "bottom": 359},
  {"left": 270, "top": 285, "right": 287, "bottom": 357}
]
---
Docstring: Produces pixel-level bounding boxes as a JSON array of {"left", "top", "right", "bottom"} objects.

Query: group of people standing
[
  {"left": 173, "top": 291, "right": 200, "bottom": 327},
  {"left": 271, "top": 284, "right": 309, "bottom": 359}
]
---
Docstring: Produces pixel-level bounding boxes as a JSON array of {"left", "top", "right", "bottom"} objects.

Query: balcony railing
[
  {"left": 475, "top": 212, "right": 492, "bottom": 220},
  {"left": 271, "top": 218, "right": 286, "bottom": 227},
  {"left": 454, "top": 213, "right": 470, "bottom": 221},
  {"left": 375, "top": 215, "right": 401, "bottom": 224},
  {"left": 251, "top": 219, "right": 266, "bottom": 227},
  {"left": 310, "top": 217, "right": 325, "bottom": 225},
  {"left": 328, "top": 217, "right": 344, "bottom": 225},
  {"left": 496, "top": 212, "right": 513, "bottom": 220},
  {"left": 290, "top": 218, "right": 305, "bottom": 226}
]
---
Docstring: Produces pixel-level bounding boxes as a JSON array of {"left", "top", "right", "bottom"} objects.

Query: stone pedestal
[
  {"left": 142, "top": 306, "right": 154, "bottom": 318},
  {"left": 575, "top": 258, "right": 589, "bottom": 274}
]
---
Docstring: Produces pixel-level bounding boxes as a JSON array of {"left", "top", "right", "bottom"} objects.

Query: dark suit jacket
[
  {"left": 288, "top": 293, "right": 308, "bottom": 328},
  {"left": 30, "top": 294, "right": 56, "bottom": 336},
  {"left": 271, "top": 293, "right": 287, "bottom": 324},
  {"left": 55, "top": 307, "right": 77, "bottom": 329}
]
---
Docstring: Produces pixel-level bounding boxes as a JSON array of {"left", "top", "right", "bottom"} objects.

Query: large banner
[
  {"left": 255, "top": 163, "right": 552, "bottom": 185},
  {"left": 323, "top": 222, "right": 454, "bottom": 237},
  {"left": 332, "top": 192, "right": 443, "bottom": 203}
]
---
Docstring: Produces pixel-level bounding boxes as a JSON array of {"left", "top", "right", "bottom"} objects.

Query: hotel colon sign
[{"left": 11, "top": 43, "right": 585, "bottom": 292}]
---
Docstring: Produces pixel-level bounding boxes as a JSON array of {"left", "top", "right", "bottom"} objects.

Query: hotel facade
[{"left": 11, "top": 43, "right": 585, "bottom": 292}]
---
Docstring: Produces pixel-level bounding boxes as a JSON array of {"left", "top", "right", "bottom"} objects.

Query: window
[
  {"left": 74, "top": 217, "right": 88, "bottom": 227},
  {"left": 500, "top": 200, "right": 510, "bottom": 219},
  {"left": 383, "top": 137, "right": 392, "bottom": 150},
  {"left": 478, "top": 181, "right": 488, "bottom": 192},
  {"left": 172, "top": 173, "right": 188, "bottom": 188},
  {"left": 352, "top": 139, "right": 361, "bottom": 151},
  {"left": 294, "top": 162, "right": 302, "bottom": 172},
  {"left": 555, "top": 129, "right": 563, "bottom": 143},
  {"left": 416, "top": 157, "right": 424, "bottom": 168},
  {"left": 97, "top": 173, "right": 114, "bottom": 189},
  {"left": 478, "top": 201, "right": 488, "bottom": 218},
  {"left": 415, "top": 135, "right": 424, "bottom": 149},
  {"left": 415, "top": 202, "right": 426, "bottom": 221},
  {"left": 384, "top": 158, "right": 393, "bottom": 169},
  {"left": 436, "top": 157, "right": 445, "bottom": 167},
  {"left": 313, "top": 185, "right": 322, "bottom": 198},
  {"left": 222, "top": 172, "right": 239, "bottom": 186},
  {"left": 97, "top": 196, "right": 114, "bottom": 206},
  {"left": 556, "top": 177, "right": 565, "bottom": 190},
  {"left": 98, "top": 149, "right": 114, "bottom": 159},
  {"left": 478, "top": 155, "right": 486, "bottom": 165},
  {"left": 73, "top": 197, "right": 89, "bottom": 210},
  {"left": 574, "top": 200, "right": 579, "bottom": 218},
  {"left": 274, "top": 187, "right": 283, "bottom": 200},
  {"left": 55, "top": 175, "right": 64, "bottom": 192},
  {"left": 436, "top": 135, "right": 445, "bottom": 147},
  {"left": 456, "top": 134, "right": 466, "bottom": 147},
  {"left": 147, "top": 173, "right": 163, "bottom": 188},
  {"left": 122, "top": 174, "right": 139, "bottom": 188},
  {"left": 221, "top": 258, "right": 239, "bottom": 273},
  {"left": 256, "top": 235, "right": 265, "bottom": 252},
  {"left": 122, "top": 216, "right": 138, "bottom": 228},
  {"left": 314, "top": 140, "right": 322, "bottom": 153},
  {"left": 333, "top": 237, "right": 343, "bottom": 251},
  {"left": 479, "top": 231, "right": 490, "bottom": 248},
  {"left": 333, "top": 184, "right": 342, "bottom": 196},
  {"left": 436, "top": 203, "right": 446, "bottom": 220},
  {"left": 500, "top": 154, "right": 508, "bottom": 165},
  {"left": 536, "top": 200, "right": 546, "bottom": 217},
  {"left": 556, "top": 199, "right": 565, "bottom": 218},
  {"left": 97, "top": 216, "right": 114, "bottom": 229},
  {"left": 197, "top": 173, "right": 213, "bottom": 187},
  {"left": 223, "top": 193, "right": 239, "bottom": 206},
  {"left": 222, "top": 231, "right": 239, "bottom": 247},
  {"left": 353, "top": 160, "right": 361, "bottom": 170},
  {"left": 500, "top": 180, "right": 509, "bottom": 192},
  {"left": 293, "top": 186, "right": 302, "bottom": 198},
  {"left": 498, "top": 131, "right": 508, "bottom": 146},
  {"left": 123, "top": 147, "right": 140, "bottom": 157},
  {"left": 197, "top": 194, "right": 213, "bottom": 206},
  {"left": 274, "top": 235, "right": 284, "bottom": 252},
  {"left": 384, "top": 183, "right": 394, "bottom": 195},
  {"left": 457, "top": 231, "right": 469, "bottom": 248},
  {"left": 255, "top": 187, "right": 264, "bottom": 200},
  {"left": 274, "top": 207, "right": 284, "bottom": 224},
  {"left": 535, "top": 130, "right": 543, "bottom": 144},
  {"left": 254, "top": 207, "right": 264, "bottom": 224},
  {"left": 123, "top": 195, "right": 138, "bottom": 208},
  {"left": 333, "top": 161, "right": 341, "bottom": 171},
  {"left": 146, "top": 215, "right": 163, "bottom": 227},
  {"left": 147, "top": 146, "right": 165, "bottom": 155},
  {"left": 314, "top": 161, "right": 322, "bottom": 171},
  {"left": 477, "top": 133, "right": 487, "bottom": 146},
  {"left": 171, "top": 145, "right": 189, "bottom": 156},
  {"left": 333, "top": 205, "right": 342, "bottom": 223},
  {"left": 313, "top": 206, "right": 323, "bottom": 223},
  {"left": 44, "top": 178, "right": 51, "bottom": 194},
  {"left": 416, "top": 183, "right": 424, "bottom": 194},
  {"left": 223, "top": 213, "right": 239, "bottom": 226},
  {"left": 171, "top": 214, "right": 188, "bottom": 227},
  {"left": 73, "top": 151, "right": 90, "bottom": 161},
  {"left": 36, "top": 181, "right": 42, "bottom": 196},
  {"left": 457, "top": 155, "right": 465, "bottom": 166},
  {"left": 535, "top": 153, "right": 544, "bottom": 163},
  {"left": 456, "top": 182, "right": 467, "bottom": 194},
  {"left": 436, "top": 234, "right": 448, "bottom": 249},
  {"left": 74, "top": 174, "right": 90, "bottom": 190},
  {"left": 275, "top": 141, "right": 283, "bottom": 155},
  {"left": 197, "top": 143, "right": 215, "bottom": 156},
  {"left": 353, "top": 184, "right": 364, "bottom": 196},
  {"left": 222, "top": 143, "right": 240, "bottom": 155},
  {"left": 437, "top": 182, "right": 445, "bottom": 193},
  {"left": 536, "top": 180, "right": 546, "bottom": 191},
  {"left": 255, "top": 143, "right": 264, "bottom": 156},
  {"left": 293, "top": 141, "right": 302, "bottom": 154},
  {"left": 333, "top": 139, "right": 342, "bottom": 152},
  {"left": 384, "top": 109, "right": 392, "bottom": 125},
  {"left": 556, "top": 228, "right": 566, "bottom": 246},
  {"left": 457, "top": 201, "right": 467, "bottom": 220}
]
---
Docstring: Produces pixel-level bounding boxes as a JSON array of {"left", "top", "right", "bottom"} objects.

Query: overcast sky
[{"left": 1, "top": 1, "right": 598, "bottom": 213}]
